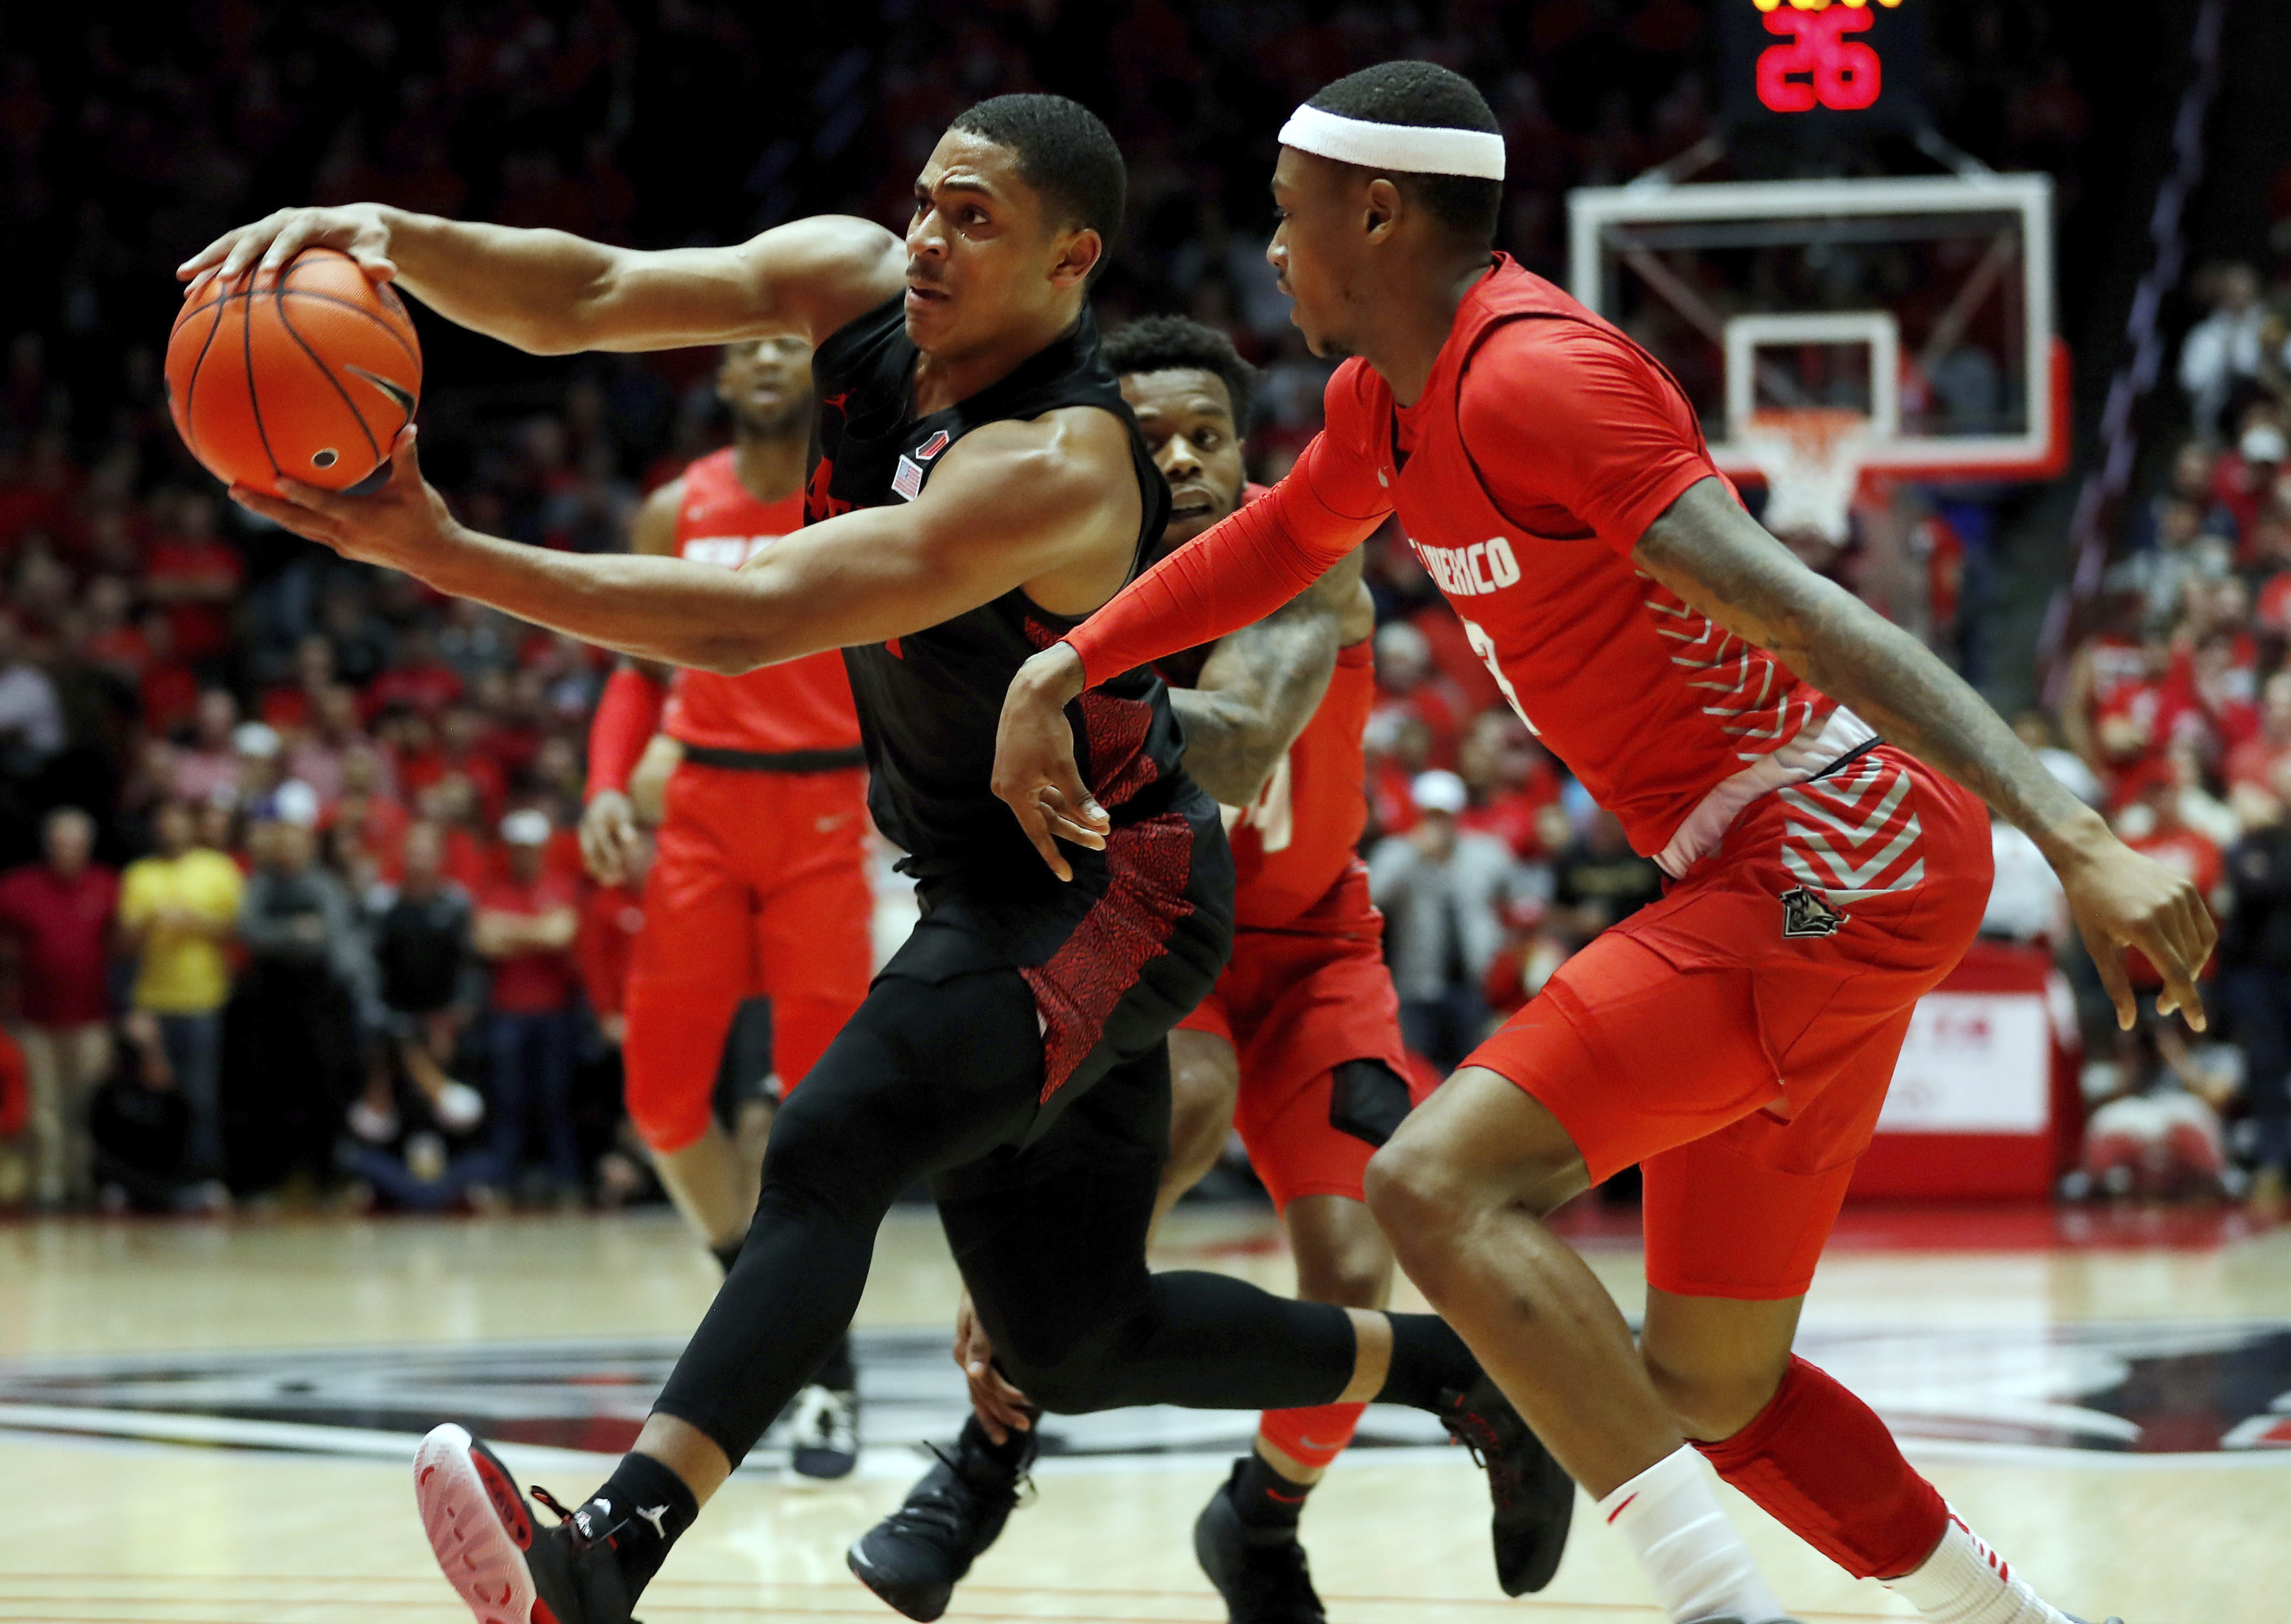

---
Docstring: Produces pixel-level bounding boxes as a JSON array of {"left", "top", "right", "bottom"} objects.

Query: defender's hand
[
  {"left": 179, "top": 203, "right": 397, "bottom": 291},
  {"left": 2050, "top": 822, "right": 2217, "bottom": 1031},
  {"left": 952, "top": 1291, "right": 1032, "bottom": 1445},
  {"left": 229, "top": 427, "right": 456, "bottom": 576},
  {"left": 992, "top": 643, "right": 1109, "bottom": 882},
  {"left": 581, "top": 791, "right": 643, "bottom": 886}
]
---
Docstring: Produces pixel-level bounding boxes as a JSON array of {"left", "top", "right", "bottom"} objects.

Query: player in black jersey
[{"left": 192, "top": 94, "right": 1565, "bottom": 1624}]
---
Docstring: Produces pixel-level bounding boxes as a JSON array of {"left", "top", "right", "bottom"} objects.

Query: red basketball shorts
[
  {"left": 623, "top": 760, "right": 873, "bottom": 1152},
  {"left": 1179, "top": 864, "right": 1418, "bottom": 1210},
  {"left": 1464, "top": 748, "right": 1992, "bottom": 1300}
]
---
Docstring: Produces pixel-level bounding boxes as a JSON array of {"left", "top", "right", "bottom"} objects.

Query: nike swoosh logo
[{"left": 816, "top": 813, "right": 850, "bottom": 832}]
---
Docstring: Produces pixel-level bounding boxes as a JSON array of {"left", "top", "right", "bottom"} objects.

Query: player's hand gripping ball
[{"left": 165, "top": 246, "right": 422, "bottom": 498}]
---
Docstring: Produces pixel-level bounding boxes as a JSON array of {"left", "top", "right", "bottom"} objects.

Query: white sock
[
  {"left": 1884, "top": 1514, "right": 2073, "bottom": 1624},
  {"left": 1595, "top": 1447, "right": 1788, "bottom": 1623}
]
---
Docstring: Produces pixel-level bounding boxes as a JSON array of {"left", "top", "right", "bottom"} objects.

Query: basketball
[{"left": 164, "top": 246, "right": 422, "bottom": 499}]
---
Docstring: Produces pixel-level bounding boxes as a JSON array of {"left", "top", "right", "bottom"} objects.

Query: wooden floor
[{"left": 1, "top": 1202, "right": 2286, "bottom": 1623}]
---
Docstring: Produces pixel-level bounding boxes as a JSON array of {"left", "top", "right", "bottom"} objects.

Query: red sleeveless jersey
[
  {"left": 1320, "top": 258, "right": 1868, "bottom": 873},
  {"left": 1158, "top": 485, "right": 1375, "bottom": 930},
  {"left": 1222, "top": 641, "right": 1376, "bottom": 930},
  {"left": 663, "top": 448, "right": 861, "bottom": 755}
]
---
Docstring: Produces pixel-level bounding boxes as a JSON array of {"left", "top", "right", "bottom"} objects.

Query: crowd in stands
[
  {"left": 2028, "top": 245, "right": 2291, "bottom": 1206},
  {"left": 0, "top": 4, "right": 2174, "bottom": 1213}
]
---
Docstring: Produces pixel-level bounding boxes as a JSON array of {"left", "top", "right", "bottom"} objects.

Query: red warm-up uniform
[
  {"left": 1069, "top": 257, "right": 1992, "bottom": 1301},
  {"left": 587, "top": 448, "right": 872, "bottom": 1153},
  {"left": 1165, "top": 612, "right": 1414, "bottom": 1212}
]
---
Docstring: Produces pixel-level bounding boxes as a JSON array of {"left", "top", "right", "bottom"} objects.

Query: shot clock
[{"left": 1718, "top": 0, "right": 1929, "bottom": 130}]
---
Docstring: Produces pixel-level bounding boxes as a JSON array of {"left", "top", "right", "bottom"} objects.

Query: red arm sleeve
[
  {"left": 1459, "top": 322, "right": 1722, "bottom": 555},
  {"left": 584, "top": 665, "right": 667, "bottom": 799},
  {"left": 1065, "top": 427, "right": 1392, "bottom": 687}
]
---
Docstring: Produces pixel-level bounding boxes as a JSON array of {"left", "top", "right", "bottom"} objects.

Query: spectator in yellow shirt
[{"left": 118, "top": 799, "right": 242, "bottom": 1190}]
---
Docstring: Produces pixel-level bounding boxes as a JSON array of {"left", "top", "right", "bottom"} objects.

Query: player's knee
[
  {"left": 1292, "top": 1236, "right": 1391, "bottom": 1309},
  {"left": 1362, "top": 1125, "right": 1472, "bottom": 1267},
  {"left": 1287, "top": 1194, "right": 1394, "bottom": 1308},
  {"left": 1642, "top": 1345, "right": 1784, "bottom": 1442},
  {"left": 755, "top": 1084, "right": 890, "bottom": 1222},
  {"left": 990, "top": 1309, "right": 1141, "bottom": 1415}
]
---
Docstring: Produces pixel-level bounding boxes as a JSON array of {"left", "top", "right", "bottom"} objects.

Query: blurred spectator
[
  {"left": 1371, "top": 620, "right": 1470, "bottom": 771},
  {"left": 0, "top": 610, "right": 63, "bottom": 777},
  {"left": 1456, "top": 710, "right": 1563, "bottom": 860},
  {"left": 348, "top": 821, "right": 490, "bottom": 1210},
  {"left": 0, "top": 807, "right": 117, "bottom": 1207},
  {"left": 2011, "top": 709, "right": 2104, "bottom": 808},
  {"left": 234, "top": 807, "right": 368, "bottom": 1196},
  {"left": 2219, "top": 786, "right": 2291, "bottom": 1204},
  {"left": 1546, "top": 810, "right": 1664, "bottom": 951},
  {"left": 142, "top": 490, "right": 241, "bottom": 666},
  {"left": 474, "top": 808, "right": 584, "bottom": 1200},
  {"left": 171, "top": 688, "right": 242, "bottom": 806},
  {"left": 1369, "top": 770, "right": 1527, "bottom": 1074},
  {"left": 2179, "top": 263, "right": 2274, "bottom": 436},
  {"left": 2211, "top": 414, "right": 2285, "bottom": 541},
  {"left": 2077, "top": 1015, "right": 2236, "bottom": 1200},
  {"left": 1982, "top": 807, "right": 2070, "bottom": 945},
  {"left": 116, "top": 798, "right": 240, "bottom": 1190}
]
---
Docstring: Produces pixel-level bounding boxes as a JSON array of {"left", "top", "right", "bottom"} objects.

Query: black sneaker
[
  {"left": 1193, "top": 1460, "right": 1327, "bottom": 1623},
  {"left": 847, "top": 1419, "right": 1036, "bottom": 1621},
  {"left": 1436, "top": 1374, "right": 1575, "bottom": 1595},
  {"left": 787, "top": 1381, "right": 859, "bottom": 1481},
  {"left": 414, "top": 1423, "right": 637, "bottom": 1624}
]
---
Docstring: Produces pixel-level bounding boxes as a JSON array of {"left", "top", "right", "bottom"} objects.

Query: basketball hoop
[{"left": 1738, "top": 407, "right": 1871, "bottom": 546}]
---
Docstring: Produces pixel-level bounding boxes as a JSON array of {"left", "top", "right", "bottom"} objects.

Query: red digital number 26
[{"left": 1757, "top": 7, "right": 1882, "bottom": 113}]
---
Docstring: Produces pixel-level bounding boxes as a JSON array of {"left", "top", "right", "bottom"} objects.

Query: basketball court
[{"left": 3, "top": 1202, "right": 2284, "bottom": 1623}]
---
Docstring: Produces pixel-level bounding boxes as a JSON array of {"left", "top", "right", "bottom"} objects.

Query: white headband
[{"left": 1277, "top": 103, "right": 1507, "bottom": 182}]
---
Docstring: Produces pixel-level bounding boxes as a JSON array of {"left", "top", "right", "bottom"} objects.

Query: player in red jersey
[
  {"left": 996, "top": 63, "right": 2206, "bottom": 1624},
  {"left": 857, "top": 317, "right": 1463, "bottom": 1623},
  {"left": 581, "top": 337, "right": 873, "bottom": 1478}
]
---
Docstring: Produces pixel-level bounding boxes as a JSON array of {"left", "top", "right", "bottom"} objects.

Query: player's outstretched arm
[
  {"left": 1171, "top": 548, "right": 1370, "bottom": 805},
  {"left": 233, "top": 407, "right": 1137, "bottom": 677},
  {"left": 178, "top": 206, "right": 904, "bottom": 357},
  {"left": 1634, "top": 475, "right": 2217, "bottom": 1031}
]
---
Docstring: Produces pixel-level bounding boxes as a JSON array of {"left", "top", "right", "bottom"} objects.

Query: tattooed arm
[
  {"left": 1634, "top": 476, "right": 2217, "bottom": 1030},
  {"left": 1169, "top": 548, "right": 1373, "bottom": 807}
]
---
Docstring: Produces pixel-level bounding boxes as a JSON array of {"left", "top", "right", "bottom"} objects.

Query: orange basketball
[{"left": 165, "top": 246, "right": 423, "bottom": 499}]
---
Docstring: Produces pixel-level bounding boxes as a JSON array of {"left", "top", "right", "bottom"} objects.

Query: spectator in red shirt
[
  {"left": 141, "top": 490, "right": 242, "bottom": 665},
  {"left": 1369, "top": 618, "right": 1469, "bottom": 769},
  {"left": 258, "top": 634, "right": 337, "bottom": 734},
  {"left": 363, "top": 623, "right": 464, "bottom": 717},
  {"left": 0, "top": 808, "right": 118, "bottom": 1207},
  {"left": 2227, "top": 672, "right": 2291, "bottom": 823},
  {"left": 135, "top": 612, "right": 201, "bottom": 738},
  {"left": 170, "top": 688, "right": 242, "bottom": 806},
  {"left": 2120, "top": 775, "right": 2225, "bottom": 990},
  {"left": 1456, "top": 709, "right": 1565, "bottom": 859},
  {"left": 474, "top": 808, "right": 584, "bottom": 1198}
]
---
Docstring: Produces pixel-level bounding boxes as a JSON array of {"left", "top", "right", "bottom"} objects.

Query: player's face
[
  {"left": 1268, "top": 149, "right": 1363, "bottom": 359},
  {"left": 717, "top": 335, "right": 813, "bottom": 437},
  {"left": 906, "top": 129, "right": 1099, "bottom": 358},
  {"left": 1123, "top": 368, "right": 1247, "bottom": 556}
]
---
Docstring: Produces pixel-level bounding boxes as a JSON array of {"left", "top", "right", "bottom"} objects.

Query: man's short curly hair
[{"left": 1101, "top": 315, "right": 1257, "bottom": 431}]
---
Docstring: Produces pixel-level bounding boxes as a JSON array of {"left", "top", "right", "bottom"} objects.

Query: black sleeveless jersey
[{"left": 808, "top": 298, "right": 1184, "bottom": 879}]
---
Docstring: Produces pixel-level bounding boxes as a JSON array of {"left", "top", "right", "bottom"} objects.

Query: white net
[{"left": 1737, "top": 408, "right": 1871, "bottom": 546}]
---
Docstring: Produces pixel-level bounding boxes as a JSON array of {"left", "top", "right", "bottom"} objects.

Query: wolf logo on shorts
[{"left": 1780, "top": 887, "right": 1847, "bottom": 939}]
